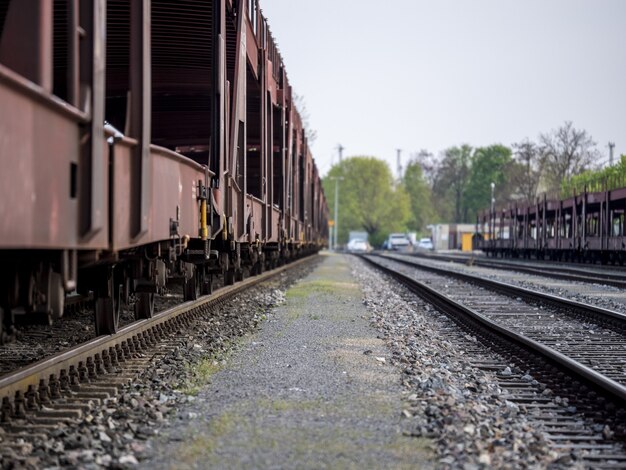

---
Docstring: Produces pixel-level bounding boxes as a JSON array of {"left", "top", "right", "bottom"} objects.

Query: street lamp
[
  {"left": 490, "top": 182, "right": 496, "bottom": 249},
  {"left": 328, "top": 175, "right": 344, "bottom": 250}
]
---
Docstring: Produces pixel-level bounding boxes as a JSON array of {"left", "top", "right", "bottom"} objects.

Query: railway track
[
  {"left": 0, "top": 256, "right": 317, "bottom": 441},
  {"left": 362, "top": 254, "right": 626, "bottom": 466},
  {"left": 383, "top": 253, "right": 626, "bottom": 326},
  {"left": 409, "top": 251, "right": 626, "bottom": 288}
]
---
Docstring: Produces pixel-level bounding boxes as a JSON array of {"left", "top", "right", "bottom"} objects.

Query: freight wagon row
[
  {"left": 475, "top": 186, "right": 626, "bottom": 264},
  {"left": 0, "top": 0, "right": 329, "bottom": 340}
]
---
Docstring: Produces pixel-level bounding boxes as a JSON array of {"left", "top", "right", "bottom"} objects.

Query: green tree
[
  {"left": 323, "top": 156, "right": 411, "bottom": 246},
  {"left": 432, "top": 145, "right": 472, "bottom": 223},
  {"left": 562, "top": 154, "right": 626, "bottom": 196},
  {"left": 464, "top": 144, "right": 513, "bottom": 218},
  {"left": 402, "top": 159, "right": 436, "bottom": 233}
]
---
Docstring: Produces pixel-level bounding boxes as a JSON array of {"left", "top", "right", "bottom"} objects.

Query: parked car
[
  {"left": 347, "top": 239, "right": 370, "bottom": 252},
  {"left": 388, "top": 233, "right": 411, "bottom": 251},
  {"left": 417, "top": 238, "right": 434, "bottom": 250}
]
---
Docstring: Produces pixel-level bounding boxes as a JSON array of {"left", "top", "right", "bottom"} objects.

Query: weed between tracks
[
  {"left": 178, "top": 359, "right": 221, "bottom": 396},
  {"left": 178, "top": 342, "right": 241, "bottom": 396}
]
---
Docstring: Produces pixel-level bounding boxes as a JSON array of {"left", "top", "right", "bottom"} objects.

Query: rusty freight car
[
  {"left": 476, "top": 186, "right": 626, "bottom": 264},
  {"left": 0, "top": 0, "right": 328, "bottom": 341}
]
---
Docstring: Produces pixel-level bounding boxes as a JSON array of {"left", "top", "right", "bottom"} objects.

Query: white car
[
  {"left": 347, "top": 239, "right": 369, "bottom": 252},
  {"left": 388, "top": 233, "right": 411, "bottom": 251},
  {"left": 417, "top": 238, "right": 434, "bottom": 250}
]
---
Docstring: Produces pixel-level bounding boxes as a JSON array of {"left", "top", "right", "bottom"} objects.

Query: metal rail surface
[
  {"left": 361, "top": 254, "right": 626, "bottom": 405},
  {"left": 0, "top": 255, "right": 318, "bottom": 405},
  {"left": 408, "top": 251, "right": 626, "bottom": 288},
  {"left": 377, "top": 253, "right": 626, "bottom": 327}
]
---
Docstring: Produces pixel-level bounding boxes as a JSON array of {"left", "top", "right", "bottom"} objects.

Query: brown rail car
[
  {"left": 476, "top": 186, "right": 626, "bottom": 264},
  {"left": 0, "top": 0, "right": 328, "bottom": 341}
]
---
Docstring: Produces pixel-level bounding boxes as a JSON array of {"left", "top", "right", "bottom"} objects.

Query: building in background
[{"left": 428, "top": 224, "right": 476, "bottom": 252}]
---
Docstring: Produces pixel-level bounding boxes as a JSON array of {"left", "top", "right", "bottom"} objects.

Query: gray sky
[{"left": 261, "top": 0, "right": 626, "bottom": 176}]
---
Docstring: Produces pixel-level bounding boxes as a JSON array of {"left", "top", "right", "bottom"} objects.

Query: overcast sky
[{"left": 260, "top": 0, "right": 626, "bottom": 177}]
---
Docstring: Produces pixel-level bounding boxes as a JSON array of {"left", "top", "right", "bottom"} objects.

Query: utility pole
[
  {"left": 609, "top": 142, "right": 615, "bottom": 166},
  {"left": 396, "top": 149, "right": 402, "bottom": 181},
  {"left": 490, "top": 182, "right": 495, "bottom": 250},
  {"left": 329, "top": 175, "right": 344, "bottom": 251},
  {"left": 337, "top": 144, "right": 344, "bottom": 164}
]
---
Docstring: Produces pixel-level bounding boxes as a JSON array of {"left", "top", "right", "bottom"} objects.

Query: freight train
[
  {"left": 475, "top": 186, "right": 626, "bottom": 264},
  {"left": 0, "top": 0, "right": 329, "bottom": 341}
]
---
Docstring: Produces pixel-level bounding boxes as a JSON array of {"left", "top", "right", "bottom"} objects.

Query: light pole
[
  {"left": 490, "top": 182, "right": 495, "bottom": 249},
  {"left": 329, "top": 176, "right": 344, "bottom": 250}
]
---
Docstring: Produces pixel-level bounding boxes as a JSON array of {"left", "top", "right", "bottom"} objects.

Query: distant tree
[
  {"left": 402, "top": 159, "right": 436, "bottom": 233},
  {"left": 414, "top": 149, "right": 439, "bottom": 185},
  {"left": 540, "top": 121, "right": 600, "bottom": 191},
  {"left": 464, "top": 144, "right": 513, "bottom": 217},
  {"left": 323, "top": 157, "right": 411, "bottom": 246},
  {"left": 509, "top": 139, "right": 543, "bottom": 202},
  {"left": 432, "top": 145, "right": 472, "bottom": 223},
  {"left": 562, "top": 154, "right": 626, "bottom": 197}
]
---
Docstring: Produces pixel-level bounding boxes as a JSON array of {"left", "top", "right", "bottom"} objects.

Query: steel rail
[
  {"left": 408, "top": 251, "right": 626, "bottom": 288},
  {"left": 378, "top": 253, "right": 626, "bottom": 326},
  {"left": 362, "top": 255, "right": 626, "bottom": 405},
  {"left": 0, "top": 255, "right": 319, "bottom": 404}
]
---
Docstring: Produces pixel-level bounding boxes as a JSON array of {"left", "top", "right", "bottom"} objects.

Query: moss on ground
[
  {"left": 178, "top": 358, "right": 222, "bottom": 396},
  {"left": 177, "top": 338, "right": 244, "bottom": 396},
  {"left": 173, "top": 412, "right": 237, "bottom": 467},
  {"left": 172, "top": 397, "right": 432, "bottom": 469},
  {"left": 286, "top": 279, "right": 359, "bottom": 298}
]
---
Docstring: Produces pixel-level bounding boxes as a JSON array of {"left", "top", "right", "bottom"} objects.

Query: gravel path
[{"left": 141, "top": 253, "right": 433, "bottom": 469}]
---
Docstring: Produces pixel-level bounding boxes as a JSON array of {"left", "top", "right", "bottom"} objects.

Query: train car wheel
[
  {"left": 95, "top": 296, "right": 118, "bottom": 336},
  {"left": 0, "top": 308, "right": 4, "bottom": 345},
  {"left": 183, "top": 275, "right": 199, "bottom": 301},
  {"left": 249, "top": 263, "right": 258, "bottom": 276},
  {"left": 121, "top": 277, "right": 131, "bottom": 305},
  {"left": 94, "top": 271, "right": 121, "bottom": 336},
  {"left": 135, "top": 293, "right": 155, "bottom": 319},
  {"left": 200, "top": 271, "right": 213, "bottom": 295},
  {"left": 0, "top": 307, "right": 13, "bottom": 345},
  {"left": 225, "top": 268, "right": 235, "bottom": 286},
  {"left": 48, "top": 272, "right": 65, "bottom": 320}
]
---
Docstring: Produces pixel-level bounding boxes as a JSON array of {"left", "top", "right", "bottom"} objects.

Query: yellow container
[{"left": 461, "top": 233, "right": 473, "bottom": 252}]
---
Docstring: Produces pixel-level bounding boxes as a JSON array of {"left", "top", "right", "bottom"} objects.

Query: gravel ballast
[
  {"left": 9, "top": 252, "right": 622, "bottom": 468},
  {"left": 140, "top": 253, "right": 626, "bottom": 469},
  {"left": 353, "top": 255, "right": 626, "bottom": 468},
  {"left": 140, "top": 253, "right": 434, "bottom": 469},
  {"left": 0, "top": 261, "right": 318, "bottom": 469}
]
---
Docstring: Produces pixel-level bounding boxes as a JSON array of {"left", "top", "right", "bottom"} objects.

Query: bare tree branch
[{"left": 539, "top": 121, "right": 600, "bottom": 191}]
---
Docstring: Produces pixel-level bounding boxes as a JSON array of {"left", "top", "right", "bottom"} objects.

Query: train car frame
[
  {"left": 475, "top": 186, "right": 626, "bottom": 264},
  {"left": 0, "top": 0, "right": 328, "bottom": 341}
]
